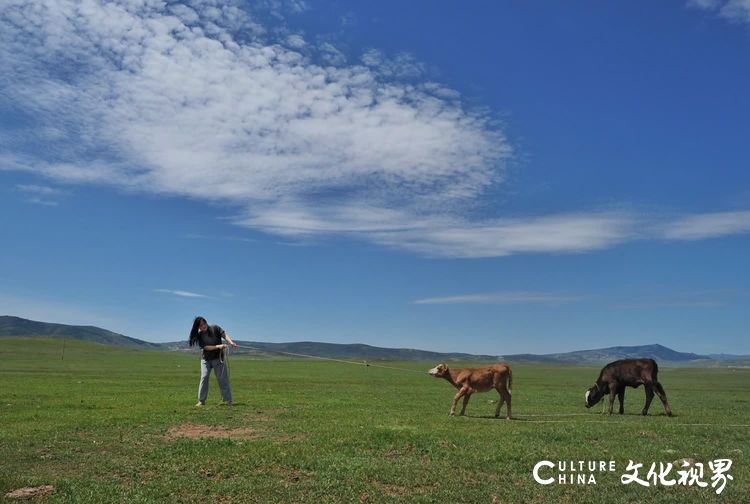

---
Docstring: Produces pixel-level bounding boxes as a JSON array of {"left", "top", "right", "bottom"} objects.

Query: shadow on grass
[
  {"left": 459, "top": 412, "right": 678, "bottom": 421},
  {"left": 456, "top": 414, "right": 515, "bottom": 421},
  {"left": 587, "top": 412, "right": 678, "bottom": 418}
]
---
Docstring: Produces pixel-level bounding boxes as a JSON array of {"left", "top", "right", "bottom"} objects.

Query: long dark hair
[{"left": 189, "top": 316, "right": 207, "bottom": 347}]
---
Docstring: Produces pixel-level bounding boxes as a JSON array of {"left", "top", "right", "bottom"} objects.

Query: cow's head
[
  {"left": 585, "top": 383, "right": 606, "bottom": 408},
  {"left": 428, "top": 363, "right": 449, "bottom": 378}
]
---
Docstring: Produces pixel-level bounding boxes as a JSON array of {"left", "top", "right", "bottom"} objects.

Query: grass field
[{"left": 1, "top": 338, "right": 748, "bottom": 503}]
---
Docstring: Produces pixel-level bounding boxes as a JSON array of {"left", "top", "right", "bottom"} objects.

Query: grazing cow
[
  {"left": 584, "top": 358, "right": 672, "bottom": 416},
  {"left": 428, "top": 363, "right": 512, "bottom": 418}
]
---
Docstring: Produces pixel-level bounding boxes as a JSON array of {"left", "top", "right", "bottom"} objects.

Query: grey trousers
[{"left": 198, "top": 357, "right": 233, "bottom": 403}]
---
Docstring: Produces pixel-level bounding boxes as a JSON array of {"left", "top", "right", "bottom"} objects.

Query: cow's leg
[
  {"left": 642, "top": 382, "right": 655, "bottom": 416},
  {"left": 607, "top": 388, "right": 617, "bottom": 415},
  {"left": 502, "top": 387, "right": 512, "bottom": 419},
  {"left": 494, "top": 385, "right": 512, "bottom": 419},
  {"left": 494, "top": 387, "right": 505, "bottom": 418},
  {"left": 459, "top": 391, "right": 472, "bottom": 416},
  {"left": 617, "top": 387, "right": 625, "bottom": 415},
  {"left": 654, "top": 382, "right": 672, "bottom": 416},
  {"left": 450, "top": 387, "right": 468, "bottom": 416}
]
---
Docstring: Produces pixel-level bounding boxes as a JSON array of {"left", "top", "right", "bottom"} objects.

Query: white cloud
[
  {"left": 661, "top": 210, "right": 750, "bottom": 240},
  {"left": 184, "top": 232, "right": 255, "bottom": 243},
  {"left": 154, "top": 289, "right": 209, "bottom": 298},
  {"left": 14, "top": 183, "right": 67, "bottom": 205},
  {"left": 687, "top": 0, "right": 750, "bottom": 23},
  {"left": 286, "top": 34, "right": 306, "bottom": 48},
  {"left": 0, "top": 0, "right": 517, "bottom": 255},
  {"left": 414, "top": 292, "right": 582, "bottom": 305},
  {"left": 720, "top": 0, "right": 750, "bottom": 22},
  {"left": 25, "top": 198, "right": 59, "bottom": 207},
  {"left": 371, "top": 212, "right": 638, "bottom": 258},
  {"left": 2, "top": 1, "right": 749, "bottom": 258},
  {"left": 15, "top": 184, "right": 65, "bottom": 195},
  {"left": 687, "top": 0, "right": 722, "bottom": 9},
  {"left": 318, "top": 41, "right": 347, "bottom": 65},
  {"left": 234, "top": 203, "right": 643, "bottom": 257}
]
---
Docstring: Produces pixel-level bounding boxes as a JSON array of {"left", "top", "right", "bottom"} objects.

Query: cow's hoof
[
  {"left": 506, "top": 416, "right": 512, "bottom": 420},
  {"left": 666, "top": 412, "right": 673, "bottom": 417},
  {"left": 449, "top": 412, "right": 455, "bottom": 417},
  {"left": 641, "top": 411, "right": 648, "bottom": 416}
]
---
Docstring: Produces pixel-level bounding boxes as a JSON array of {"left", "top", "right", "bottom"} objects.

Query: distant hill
[
  {"left": 3, "top": 316, "right": 748, "bottom": 366},
  {"left": 0, "top": 316, "right": 160, "bottom": 350},
  {"left": 504, "top": 344, "right": 715, "bottom": 366},
  {"left": 161, "top": 340, "right": 747, "bottom": 366},
  {"left": 164, "top": 339, "right": 500, "bottom": 362}
]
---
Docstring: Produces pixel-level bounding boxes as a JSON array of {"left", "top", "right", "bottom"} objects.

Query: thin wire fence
[{"left": 232, "top": 343, "right": 427, "bottom": 374}]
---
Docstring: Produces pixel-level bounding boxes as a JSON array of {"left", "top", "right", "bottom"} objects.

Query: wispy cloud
[
  {"left": 417, "top": 287, "right": 747, "bottom": 308},
  {"left": 373, "top": 212, "right": 638, "bottom": 258},
  {"left": 687, "top": 0, "right": 722, "bottom": 9},
  {"left": 184, "top": 233, "right": 256, "bottom": 243},
  {"left": 661, "top": 211, "right": 750, "bottom": 240},
  {"left": 236, "top": 204, "right": 640, "bottom": 257},
  {"left": 154, "top": 289, "right": 209, "bottom": 299},
  {"left": 414, "top": 292, "right": 583, "bottom": 305},
  {"left": 23, "top": 198, "right": 59, "bottom": 207},
  {"left": 0, "top": 0, "right": 510, "bottom": 252},
  {"left": 235, "top": 202, "right": 750, "bottom": 257},
  {"left": 14, "top": 184, "right": 67, "bottom": 206},
  {"left": 687, "top": 0, "right": 750, "bottom": 23},
  {"left": 15, "top": 184, "right": 64, "bottom": 196}
]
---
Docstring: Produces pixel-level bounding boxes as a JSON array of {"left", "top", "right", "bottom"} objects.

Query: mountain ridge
[
  {"left": 3, "top": 316, "right": 747, "bottom": 365},
  {"left": 0, "top": 315, "right": 160, "bottom": 350}
]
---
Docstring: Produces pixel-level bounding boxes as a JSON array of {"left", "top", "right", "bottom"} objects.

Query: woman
[{"left": 188, "top": 316, "right": 238, "bottom": 406}]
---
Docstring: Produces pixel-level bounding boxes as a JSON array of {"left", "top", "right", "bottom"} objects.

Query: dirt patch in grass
[
  {"left": 164, "top": 423, "right": 259, "bottom": 441},
  {"left": 165, "top": 417, "right": 305, "bottom": 443},
  {"left": 5, "top": 485, "right": 54, "bottom": 499},
  {"left": 372, "top": 481, "right": 412, "bottom": 498},
  {"left": 252, "top": 464, "right": 312, "bottom": 483}
]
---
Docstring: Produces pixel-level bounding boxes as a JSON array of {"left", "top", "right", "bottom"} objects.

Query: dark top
[{"left": 198, "top": 325, "right": 225, "bottom": 360}]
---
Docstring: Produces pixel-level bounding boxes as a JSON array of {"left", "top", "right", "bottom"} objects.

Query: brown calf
[
  {"left": 428, "top": 363, "right": 513, "bottom": 418},
  {"left": 585, "top": 358, "right": 672, "bottom": 416}
]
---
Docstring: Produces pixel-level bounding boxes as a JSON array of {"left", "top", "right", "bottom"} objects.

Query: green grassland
[{"left": 1, "top": 338, "right": 748, "bottom": 503}]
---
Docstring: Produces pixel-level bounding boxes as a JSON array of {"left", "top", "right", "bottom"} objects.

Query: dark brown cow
[
  {"left": 428, "top": 363, "right": 512, "bottom": 418},
  {"left": 585, "top": 358, "right": 672, "bottom": 416}
]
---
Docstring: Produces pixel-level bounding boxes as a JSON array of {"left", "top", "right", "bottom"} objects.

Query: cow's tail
[{"left": 506, "top": 366, "right": 513, "bottom": 395}]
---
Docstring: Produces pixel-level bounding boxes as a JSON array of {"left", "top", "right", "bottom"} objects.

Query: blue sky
[{"left": 1, "top": 0, "right": 749, "bottom": 355}]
